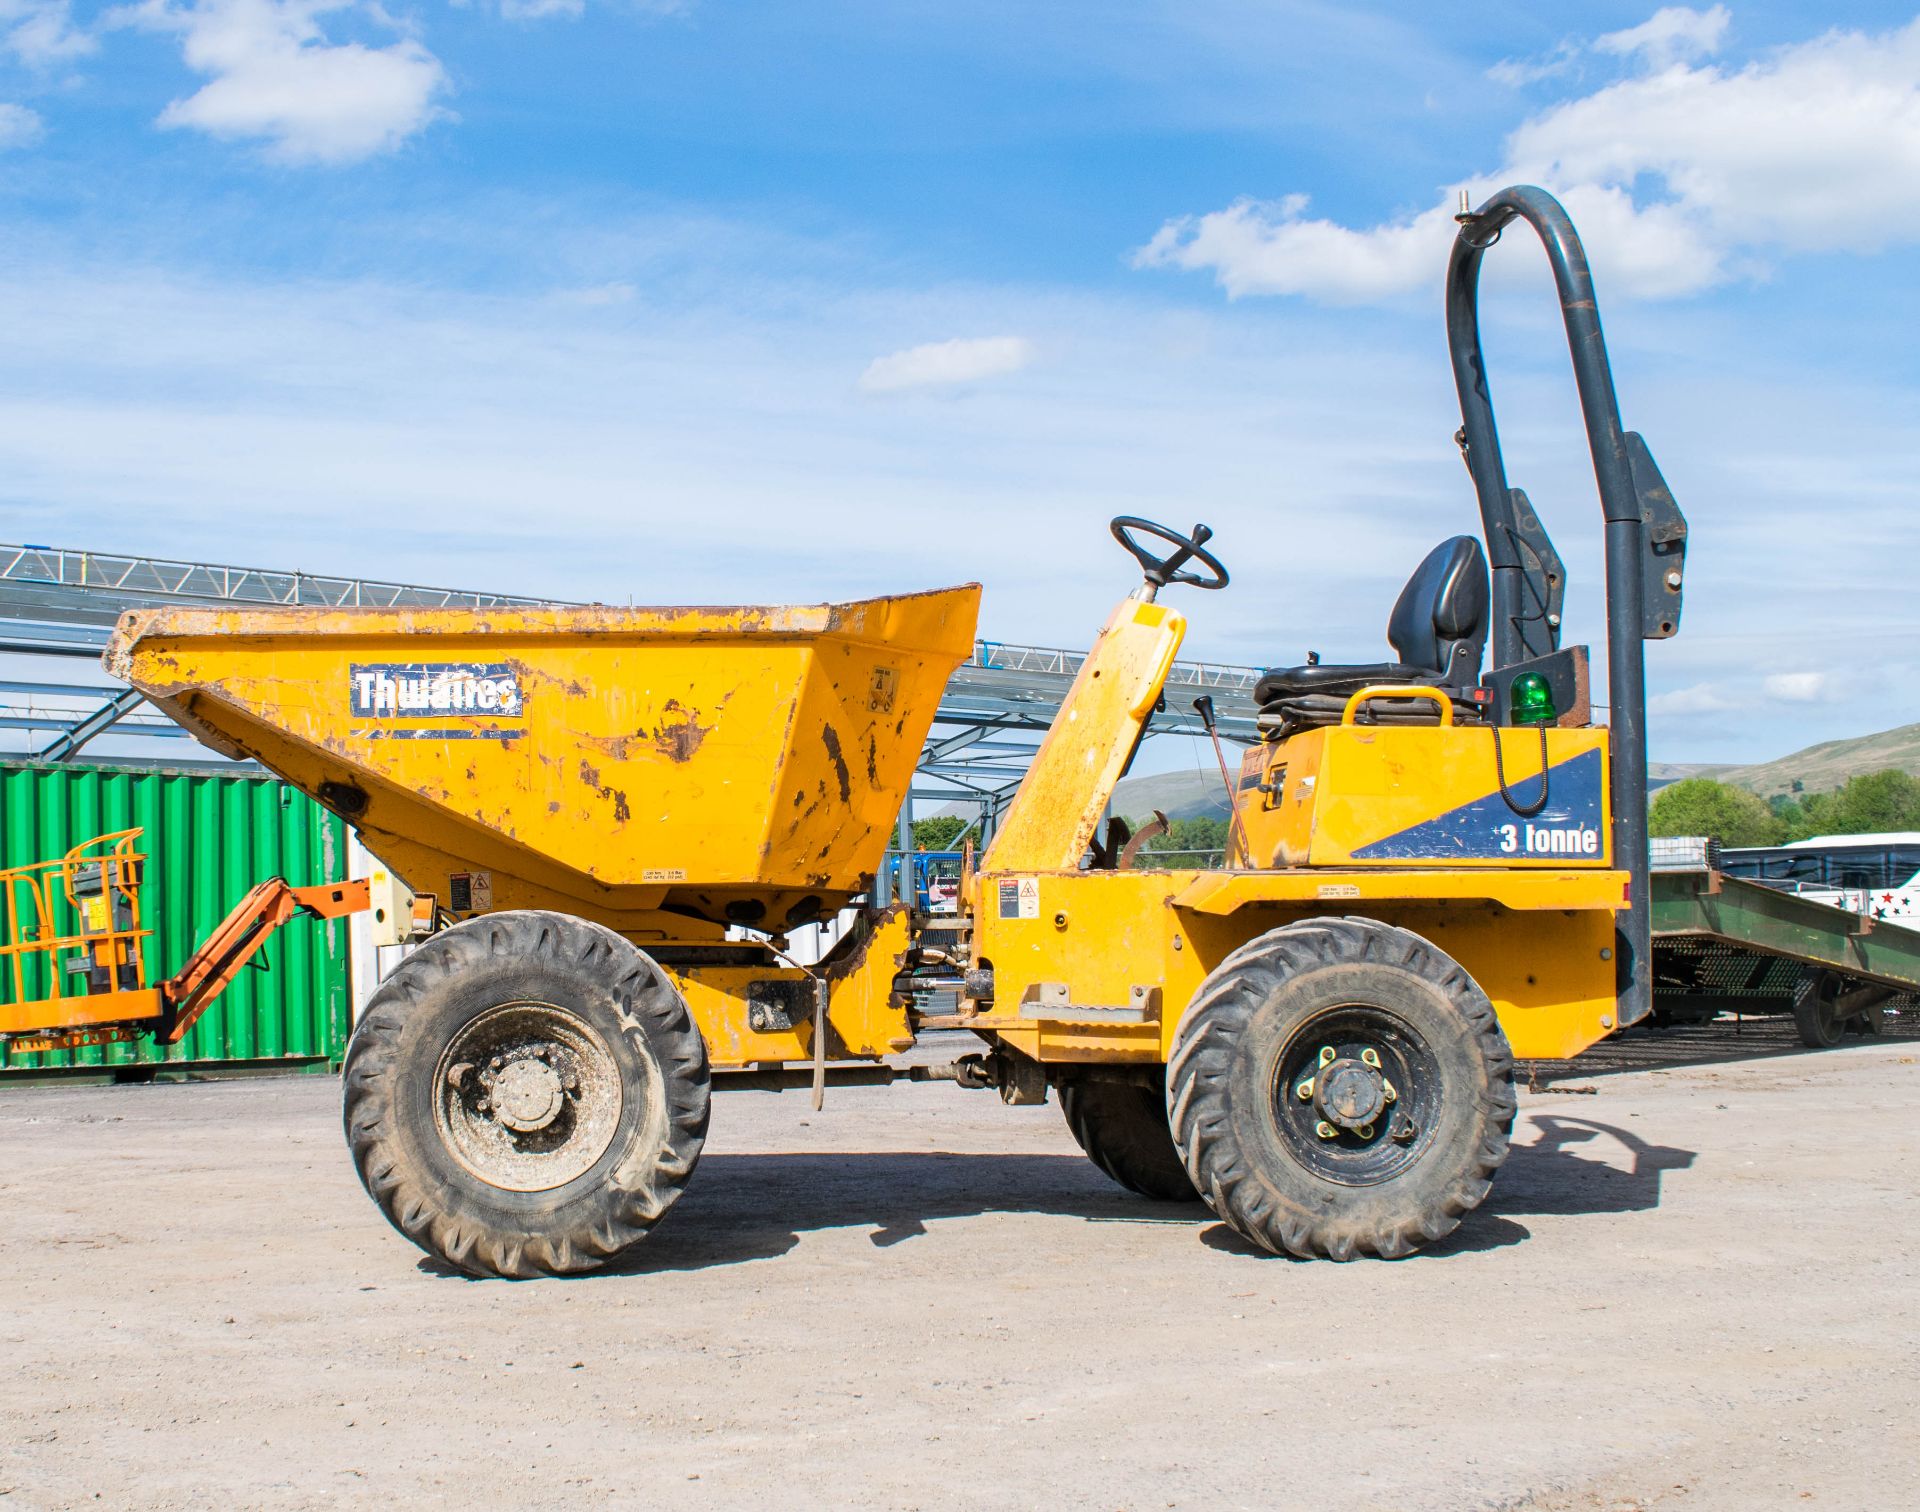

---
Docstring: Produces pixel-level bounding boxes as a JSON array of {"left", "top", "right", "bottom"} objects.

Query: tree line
[{"left": 1648, "top": 769, "right": 1920, "bottom": 848}]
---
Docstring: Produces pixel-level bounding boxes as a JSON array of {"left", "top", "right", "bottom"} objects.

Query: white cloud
[
  {"left": 0, "top": 0, "right": 96, "bottom": 64},
  {"left": 133, "top": 0, "right": 449, "bottom": 164},
  {"left": 498, "top": 0, "right": 583, "bottom": 19},
  {"left": 1488, "top": 42, "right": 1580, "bottom": 89},
  {"left": 1141, "top": 11, "right": 1920, "bottom": 304},
  {"left": 1135, "top": 193, "right": 1456, "bottom": 304},
  {"left": 494, "top": 0, "right": 685, "bottom": 20},
  {"left": 1763, "top": 671, "right": 1831, "bottom": 704},
  {"left": 1595, "top": 5, "right": 1730, "bottom": 70},
  {"left": 1649, "top": 683, "right": 1737, "bottom": 716},
  {"left": 859, "top": 335, "right": 1036, "bottom": 394},
  {"left": 0, "top": 101, "right": 42, "bottom": 147}
]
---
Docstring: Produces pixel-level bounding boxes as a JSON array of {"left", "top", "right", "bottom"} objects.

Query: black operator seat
[{"left": 1254, "top": 536, "right": 1490, "bottom": 706}]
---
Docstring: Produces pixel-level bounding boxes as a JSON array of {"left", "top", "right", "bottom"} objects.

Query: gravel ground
[{"left": 2, "top": 1020, "right": 1916, "bottom": 1512}]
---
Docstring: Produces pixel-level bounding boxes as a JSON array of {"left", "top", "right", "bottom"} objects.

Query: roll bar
[{"left": 1445, "top": 185, "right": 1688, "bottom": 1029}]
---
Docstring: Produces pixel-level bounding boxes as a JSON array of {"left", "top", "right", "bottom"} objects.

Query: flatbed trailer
[{"left": 1651, "top": 867, "right": 1920, "bottom": 1046}]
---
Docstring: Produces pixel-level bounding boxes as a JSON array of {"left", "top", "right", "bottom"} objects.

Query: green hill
[
  {"left": 1111, "top": 767, "right": 1232, "bottom": 823},
  {"left": 1665, "top": 722, "right": 1920, "bottom": 799}
]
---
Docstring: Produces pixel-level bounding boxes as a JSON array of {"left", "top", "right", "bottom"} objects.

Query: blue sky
[{"left": 2, "top": 2, "right": 1918, "bottom": 767}]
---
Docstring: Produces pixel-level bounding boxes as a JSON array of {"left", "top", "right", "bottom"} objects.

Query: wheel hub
[
  {"left": 488, "top": 1056, "right": 566, "bottom": 1132},
  {"left": 1314, "top": 1057, "right": 1386, "bottom": 1132},
  {"left": 432, "top": 1001, "right": 623, "bottom": 1193}
]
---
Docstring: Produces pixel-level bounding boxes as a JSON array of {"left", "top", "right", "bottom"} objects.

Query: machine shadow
[
  {"left": 417, "top": 1121, "right": 1694, "bottom": 1279},
  {"left": 417, "top": 1151, "right": 1203, "bottom": 1280},
  {"left": 1487, "top": 1113, "right": 1697, "bottom": 1218},
  {"left": 1198, "top": 1112, "right": 1695, "bottom": 1260}
]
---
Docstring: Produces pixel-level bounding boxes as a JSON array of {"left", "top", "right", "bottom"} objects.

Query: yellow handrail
[
  {"left": 0, "top": 829, "right": 152, "bottom": 1008},
  {"left": 1339, "top": 684, "right": 1456, "bottom": 727}
]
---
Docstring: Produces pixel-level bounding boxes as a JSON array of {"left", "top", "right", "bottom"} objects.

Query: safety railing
[{"left": 0, "top": 829, "right": 150, "bottom": 1008}]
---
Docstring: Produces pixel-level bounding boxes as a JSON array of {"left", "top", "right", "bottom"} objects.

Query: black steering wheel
[{"left": 1110, "top": 516, "right": 1229, "bottom": 591}]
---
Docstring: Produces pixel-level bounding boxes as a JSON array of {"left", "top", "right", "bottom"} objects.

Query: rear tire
[
  {"left": 343, "top": 910, "right": 710, "bottom": 1278},
  {"left": 1167, "top": 916, "right": 1515, "bottom": 1260},
  {"left": 1059, "top": 1074, "right": 1199, "bottom": 1201}
]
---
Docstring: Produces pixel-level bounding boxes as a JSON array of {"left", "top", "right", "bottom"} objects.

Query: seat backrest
[{"left": 1386, "top": 536, "right": 1489, "bottom": 688}]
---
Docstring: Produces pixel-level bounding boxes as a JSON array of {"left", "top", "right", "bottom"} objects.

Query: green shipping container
[{"left": 0, "top": 762, "right": 351, "bottom": 1075}]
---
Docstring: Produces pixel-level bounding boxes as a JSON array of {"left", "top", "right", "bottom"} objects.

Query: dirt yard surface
[{"left": 3, "top": 1020, "right": 1917, "bottom": 1512}]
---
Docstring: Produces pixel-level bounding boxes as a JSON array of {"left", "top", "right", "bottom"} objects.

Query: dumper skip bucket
[{"left": 106, "top": 586, "right": 981, "bottom": 930}]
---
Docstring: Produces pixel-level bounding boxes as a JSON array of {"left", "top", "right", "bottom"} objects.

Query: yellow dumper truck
[{"left": 101, "top": 186, "right": 1685, "bottom": 1275}]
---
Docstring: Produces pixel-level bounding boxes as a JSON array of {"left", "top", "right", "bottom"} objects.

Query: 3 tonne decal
[
  {"left": 1352, "top": 747, "right": 1605, "bottom": 862},
  {"left": 349, "top": 663, "right": 525, "bottom": 740}
]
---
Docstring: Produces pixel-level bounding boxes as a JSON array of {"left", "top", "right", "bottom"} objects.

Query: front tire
[
  {"left": 343, "top": 910, "right": 710, "bottom": 1278},
  {"left": 1167, "top": 917, "right": 1515, "bottom": 1260}
]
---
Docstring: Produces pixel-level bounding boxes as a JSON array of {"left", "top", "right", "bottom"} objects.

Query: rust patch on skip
[
  {"left": 821, "top": 724, "right": 852, "bottom": 803},
  {"left": 866, "top": 732, "right": 879, "bottom": 789},
  {"left": 574, "top": 756, "right": 631, "bottom": 824},
  {"left": 648, "top": 699, "right": 712, "bottom": 763}
]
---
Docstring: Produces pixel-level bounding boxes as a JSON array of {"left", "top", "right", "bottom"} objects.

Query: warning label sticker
[
  {"left": 997, "top": 876, "right": 1040, "bottom": 920},
  {"left": 448, "top": 871, "right": 493, "bottom": 913}
]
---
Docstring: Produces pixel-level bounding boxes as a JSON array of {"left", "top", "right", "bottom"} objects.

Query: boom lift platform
[
  {"left": 93, "top": 185, "right": 1719, "bottom": 1274},
  {"left": 0, "top": 830, "right": 376, "bottom": 1056}
]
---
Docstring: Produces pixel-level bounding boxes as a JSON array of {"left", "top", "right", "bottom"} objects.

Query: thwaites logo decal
[
  {"left": 350, "top": 663, "right": 525, "bottom": 740},
  {"left": 1352, "top": 747, "right": 1605, "bottom": 862}
]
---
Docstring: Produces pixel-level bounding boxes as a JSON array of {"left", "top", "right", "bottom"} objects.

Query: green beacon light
[{"left": 1510, "top": 671, "right": 1557, "bottom": 725}]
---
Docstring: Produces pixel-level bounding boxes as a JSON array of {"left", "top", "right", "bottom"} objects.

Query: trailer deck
[{"left": 1651, "top": 867, "right": 1920, "bottom": 1021}]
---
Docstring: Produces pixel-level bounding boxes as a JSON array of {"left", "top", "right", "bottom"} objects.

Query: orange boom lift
[{"left": 0, "top": 829, "right": 367, "bottom": 1055}]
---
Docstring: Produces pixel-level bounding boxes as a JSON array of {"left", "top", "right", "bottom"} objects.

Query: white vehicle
[{"left": 1717, "top": 832, "right": 1920, "bottom": 924}]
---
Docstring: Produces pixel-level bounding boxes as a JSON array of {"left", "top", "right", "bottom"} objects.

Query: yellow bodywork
[
  {"left": 983, "top": 594, "right": 1186, "bottom": 873},
  {"left": 1233, "top": 721, "right": 1612, "bottom": 869},
  {"left": 108, "top": 588, "right": 980, "bottom": 937},
  {"left": 107, "top": 573, "right": 1628, "bottom": 1072},
  {"left": 969, "top": 595, "right": 1627, "bottom": 1063}
]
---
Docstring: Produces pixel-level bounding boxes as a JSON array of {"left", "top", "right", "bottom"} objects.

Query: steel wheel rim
[
  {"left": 1269, "top": 1004, "right": 1441, "bottom": 1186},
  {"left": 432, "top": 1001, "right": 623, "bottom": 1193}
]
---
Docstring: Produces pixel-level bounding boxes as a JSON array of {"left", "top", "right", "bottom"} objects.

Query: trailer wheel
[
  {"left": 1166, "top": 916, "right": 1515, "bottom": 1260},
  {"left": 1792, "top": 972, "right": 1847, "bottom": 1050},
  {"left": 343, "top": 910, "right": 709, "bottom": 1278},
  {"left": 1058, "top": 1073, "right": 1199, "bottom": 1202}
]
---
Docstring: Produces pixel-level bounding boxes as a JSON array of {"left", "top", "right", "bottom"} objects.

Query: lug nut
[
  {"left": 1295, "top": 1079, "right": 1315, "bottom": 1101},
  {"left": 1360, "top": 1048, "right": 1381, "bottom": 1068},
  {"left": 1318, "top": 1047, "right": 1336, "bottom": 1066},
  {"left": 1357, "top": 1123, "right": 1374, "bottom": 1139},
  {"left": 1382, "top": 1079, "right": 1398, "bottom": 1104},
  {"left": 1315, "top": 1120, "right": 1338, "bottom": 1140}
]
